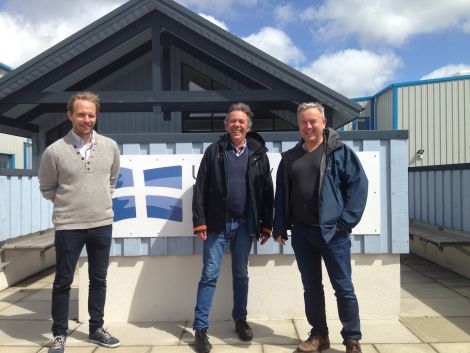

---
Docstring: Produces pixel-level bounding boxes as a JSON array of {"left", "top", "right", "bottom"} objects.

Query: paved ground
[{"left": 0, "top": 253, "right": 469, "bottom": 353}]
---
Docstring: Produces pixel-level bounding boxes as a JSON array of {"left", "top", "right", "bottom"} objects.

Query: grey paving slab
[
  {"left": 0, "top": 299, "right": 77, "bottom": 321},
  {"left": 294, "top": 319, "right": 420, "bottom": 344},
  {"left": 0, "top": 347, "right": 41, "bottom": 353},
  {"left": 96, "top": 346, "right": 151, "bottom": 353},
  {"left": 327, "top": 344, "right": 378, "bottom": 353},
  {"left": 67, "top": 321, "right": 186, "bottom": 346},
  {"left": 0, "top": 287, "right": 36, "bottom": 302},
  {"left": 27, "top": 288, "right": 78, "bottom": 301},
  {"left": 38, "top": 347, "right": 96, "bottom": 353},
  {"left": 0, "top": 300, "right": 52, "bottom": 320},
  {"left": 0, "top": 319, "right": 79, "bottom": 346},
  {"left": 407, "top": 263, "right": 446, "bottom": 272},
  {"left": 262, "top": 344, "right": 298, "bottom": 353},
  {"left": 198, "top": 345, "right": 263, "bottom": 353},
  {"left": 435, "top": 277, "right": 470, "bottom": 287},
  {"left": 400, "top": 270, "right": 435, "bottom": 284},
  {"left": 453, "top": 287, "right": 470, "bottom": 298},
  {"left": 401, "top": 317, "right": 470, "bottom": 343},
  {"left": 375, "top": 343, "right": 436, "bottom": 353},
  {"left": 181, "top": 320, "right": 299, "bottom": 346},
  {"left": 401, "top": 297, "right": 470, "bottom": 317},
  {"left": 421, "top": 270, "right": 466, "bottom": 280},
  {"left": 400, "top": 264, "right": 414, "bottom": 272},
  {"left": 401, "top": 282, "right": 462, "bottom": 299},
  {"left": 431, "top": 342, "right": 470, "bottom": 353},
  {"left": 149, "top": 346, "right": 195, "bottom": 353},
  {"left": 0, "top": 301, "right": 11, "bottom": 311},
  {"left": 10, "top": 281, "right": 49, "bottom": 290}
]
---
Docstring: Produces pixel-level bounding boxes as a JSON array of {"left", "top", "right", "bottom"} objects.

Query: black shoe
[
  {"left": 194, "top": 328, "right": 212, "bottom": 353},
  {"left": 48, "top": 335, "right": 66, "bottom": 353},
  {"left": 88, "top": 327, "right": 120, "bottom": 348},
  {"left": 235, "top": 319, "right": 253, "bottom": 341}
]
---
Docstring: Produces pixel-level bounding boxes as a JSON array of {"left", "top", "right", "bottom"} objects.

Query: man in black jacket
[{"left": 192, "top": 103, "right": 274, "bottom": 353}]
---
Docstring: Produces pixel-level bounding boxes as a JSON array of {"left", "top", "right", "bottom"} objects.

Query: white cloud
[
  {"left": 176, "top": 0, "right": 258, "bottom": 15},
  {"left": 463, "top": 19, "right": 470, "bottom": 33},
  {"left": 300, "top": 49, "right": 402, "bottom": 98},
  {"left": 421, "top": 64, "right": 470, "bottom": 80},
  {"left": 274, "top": 3, "right": 296, "bottom": 26},
  {"left": 243, "top": 27, "right": 306, "bottom": 66},
  {"left": 198, "top": 13, "right": 229, "bottom": 31},
  {"left": 0, "top": 0, "right": 126, "bottom": 68},
  {"left": 302, "top": 0, "right": 470, "bottom": 47}
]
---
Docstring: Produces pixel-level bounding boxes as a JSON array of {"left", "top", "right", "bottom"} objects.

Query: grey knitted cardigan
[{"left": 38, "top": 130, "right": 120, "bottom": 230}]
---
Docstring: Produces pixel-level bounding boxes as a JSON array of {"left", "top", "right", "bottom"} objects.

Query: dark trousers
[
  {"left": 291, "top": 223, "right": 361, "bottom": 340},
  {"left": 51, "top": 225, "right": 112, "bottom": 336}
]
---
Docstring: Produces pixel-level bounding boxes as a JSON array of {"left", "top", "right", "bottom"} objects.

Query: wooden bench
[
  {"left": 0, "top": 229, "right": 55, "bottom": 271},
  {"left": 409, "top": 220, "right": 470, "bottom": 250}
]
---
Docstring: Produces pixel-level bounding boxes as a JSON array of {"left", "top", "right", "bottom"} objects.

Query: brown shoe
[
  {"left": 297, "top": 330, "right": 330, "bottom": 352},
  {"left": 344, "top": 339, "right": 362, "bottom": 353}
]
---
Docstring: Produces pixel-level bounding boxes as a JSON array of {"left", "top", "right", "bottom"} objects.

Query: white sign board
[{"left": 112, "top": 152, "right": 380, "bottom": 237}]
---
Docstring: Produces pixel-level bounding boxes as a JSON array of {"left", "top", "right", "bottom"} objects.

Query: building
[
  {"left": 0, "top": 62, "right": 32, "bottom": 170},
  {"left": 0, "top": 0, "right": 408, "bottom": 322},
  {"left": 345, "top": 75, "right": 470, "bottom": 277}
]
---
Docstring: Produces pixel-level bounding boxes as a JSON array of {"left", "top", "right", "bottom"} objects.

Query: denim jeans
[
  {"left": 51, "top": 225, "right": 112, "bottom": 336},
  {"left": 291, "top": 223, "right": 361, "bottom": 340},
  {"left": 193, "top": 218, "right": 254, "bottom": 329}
]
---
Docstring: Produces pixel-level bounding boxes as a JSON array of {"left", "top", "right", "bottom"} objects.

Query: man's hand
[
  {"left": 195, "top": 230, "right": 208, "bottom": 240},
  {"left": 259, "top": 232, "right": 270, "bottom": 245},
  {"left": 276, "top": 235, "right": 286, "bottom": 245}
]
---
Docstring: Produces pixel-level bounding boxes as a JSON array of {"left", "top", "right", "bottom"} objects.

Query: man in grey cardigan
[{"left": 39, "top": 91, "right": 121, "bottom": 353}]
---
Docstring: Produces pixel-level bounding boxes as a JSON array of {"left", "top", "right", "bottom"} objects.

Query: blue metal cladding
[{"left": 409, "top": 167, "right": 470, "bottom": 232}]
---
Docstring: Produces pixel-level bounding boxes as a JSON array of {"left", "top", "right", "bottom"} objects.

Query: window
[
  {"left": 0, "top": 154, "right": 13, "bottom": 169},
  {"left": 181, "top": 63, "right": 297, "bottom": 132}
]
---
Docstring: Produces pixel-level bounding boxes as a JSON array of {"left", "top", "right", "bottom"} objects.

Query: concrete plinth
[{"left": 78, "top": 254, "right": 400, "bottom": 323}]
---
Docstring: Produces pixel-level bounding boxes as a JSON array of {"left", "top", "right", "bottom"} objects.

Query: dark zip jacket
[
  {"left": 273, "top": 127, "right": 368, "bottom": 243},
  {"left": 192, "top": 132, "right": 274, "bottom": 237}
]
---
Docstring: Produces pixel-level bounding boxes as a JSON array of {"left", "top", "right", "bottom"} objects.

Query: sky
[{"left": 1, "top": 0, "right": 470, "bottom": 98}]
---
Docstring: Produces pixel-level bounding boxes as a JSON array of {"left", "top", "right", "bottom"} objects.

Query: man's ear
[{"left": 67, "top": 111, "right": 73, "bottom": 121}]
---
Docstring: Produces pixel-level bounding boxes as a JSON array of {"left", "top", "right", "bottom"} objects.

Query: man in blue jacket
[
  {"left": 192, "top": 102, "right": 274, "bottom": 353},
  {"left": 273, "top": 102, "right": 368, "bottom": 353}
]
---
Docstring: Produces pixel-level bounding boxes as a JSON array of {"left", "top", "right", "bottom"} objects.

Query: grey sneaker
[
  {"left": 88, "top": 327, "right": 120, "bottom": 348},
  {"left": 48, "top": 335, "right": 66, "bottom": 353}
]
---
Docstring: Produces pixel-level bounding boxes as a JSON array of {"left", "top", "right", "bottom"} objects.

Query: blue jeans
[
  {"left": 51, "top": 225, "right": 112, "bottom": 336},
  {"left": 291, "top": 223, "right": 361, "bottom": 340},
  {"left": 193, "top": 218, "right": 254, "bottom": 329}
]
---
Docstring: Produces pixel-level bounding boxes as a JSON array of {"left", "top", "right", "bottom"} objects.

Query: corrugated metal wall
[
  {"left": 409, "top": 166, "right": 470, "bottom": 232},
  {"left": 0, "top": 175, "right": 53, "bottom": 241},
  {"left": 398, "top": 79, "right": 470, "bottom": 167},
  {"left": 376, "top": 89, "right": 394, "bottom": 130},
  {"left": 0, "top": 135, "right": 409, "bottom": 254}
]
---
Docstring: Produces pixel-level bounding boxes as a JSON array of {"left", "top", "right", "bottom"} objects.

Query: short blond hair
[{"left": 67, "top": 91, "right": 100, "bottom": 113}]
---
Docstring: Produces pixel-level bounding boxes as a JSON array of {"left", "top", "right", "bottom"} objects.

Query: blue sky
[{"left": 1, "top": 0, "right": 470, "bottom": 98}]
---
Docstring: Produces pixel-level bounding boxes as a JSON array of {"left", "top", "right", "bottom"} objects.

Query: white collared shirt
[
  {"left": 71, "top": 130, "right": 95, "bottom": 160},
  {"left": 230, "top": 139, "right": 247, "bottom": 157}
]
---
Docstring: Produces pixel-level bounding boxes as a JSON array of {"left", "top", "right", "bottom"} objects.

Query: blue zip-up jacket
[
  {"left": 192, "top": 132, "right": 274, "bottom": 237},
  {"left": 273, "top": 127, "right": 368, "bottom": 243}
]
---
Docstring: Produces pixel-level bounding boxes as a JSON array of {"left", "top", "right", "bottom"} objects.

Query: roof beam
[{"left": 1, "top": 89, "right": 310, "bottom": 105}]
